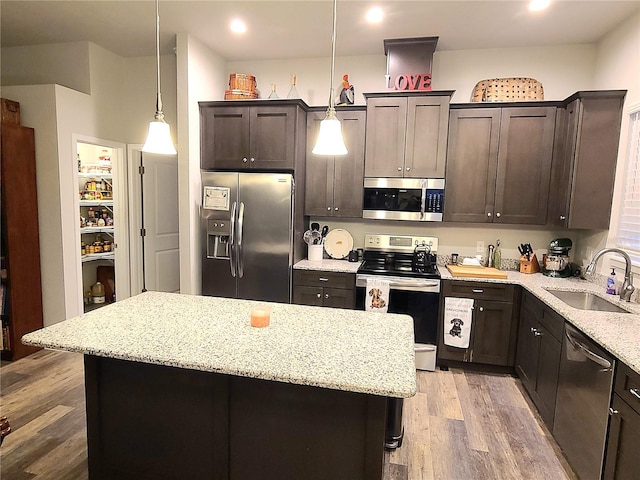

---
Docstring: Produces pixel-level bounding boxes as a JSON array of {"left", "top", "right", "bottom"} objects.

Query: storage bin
[{"left": 414, "top": 343, "right": 437, "bottom": 371}]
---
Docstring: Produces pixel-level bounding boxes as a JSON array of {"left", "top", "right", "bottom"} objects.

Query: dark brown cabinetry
[
  {"left": 604, "top": 362, "right": 640, "bottom": 480},
  {"left": 0, "top": 121, "right": 43, "bottom": 361},
  {"left": 445, "top": 105, "right": 556, "bottom": 224},
  {"left": 200, "top": 100, "right": 307, "bottom": 171},
  {"left": 293, "top": 270, "right": 355, "bottom": 309},
  {"left": 363, "top": 92, "right": 452, "bottom": 178},
  {"left": 305, "top": 108, "right": 366, "bottom": 217},
  {"left": 548, "top": 90, "right": 626, "bottom": 229},
  {"left": 515, "top": 290, "right": 563, "bottom": 429},
  {"left": 437, "top": 280, "right": 519, "bottom": 367}
]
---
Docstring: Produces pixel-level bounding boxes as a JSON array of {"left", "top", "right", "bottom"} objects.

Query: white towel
[
  {"left": 443, "top": 297, "right": 474, "bottom": 348},
  {"left": 365, "top": 278, "right": 390, "bottom": 313}
]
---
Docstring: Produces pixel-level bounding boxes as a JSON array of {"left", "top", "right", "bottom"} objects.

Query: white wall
[
  {"left": 176, "top": 33, "right": 228, "bottom": 295},
  {"left": 227, "top": 44, "right": 597, "bottom": 106},
  {"left": 1, "top": 42, "right": 91, "bottom": 94}
]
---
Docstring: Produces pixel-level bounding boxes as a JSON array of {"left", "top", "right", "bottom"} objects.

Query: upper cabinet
[
  {"left": 363, "top": 92, "right": 453, "bottom": 178},
  {"left": 548, "top": 91, "right": 626, "bottom": 229},
  {"left": 445, "top": 105, "right": 556, "bottom": 224},
  {"left": 305, "top": 107, "right": 366, "bottom": 218},
  {"left": 200, "top": 100, "right": 307, "bottom": 171}
]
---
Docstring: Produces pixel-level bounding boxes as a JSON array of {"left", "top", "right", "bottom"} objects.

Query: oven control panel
[{"left": 364, "top": 234, "right": 438, "bottom": 253}]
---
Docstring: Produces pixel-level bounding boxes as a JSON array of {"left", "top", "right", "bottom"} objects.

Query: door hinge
[
  {"left": 140, "top": 228, "right": 146, "bottom": 237},
  {"left": 139, "top": 165, "right": 145, "bottom": 175}
]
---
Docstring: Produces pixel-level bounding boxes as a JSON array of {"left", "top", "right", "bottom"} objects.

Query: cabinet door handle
[
  {"left": 609, "top": 407, "right": 619, "bottom": 415},
  {"left": 495, "top": 212, "right": 501, "bottom": 218},
  {"left": 316, "top": 293, "right": 321, "bottom": 298},
  {"left": 472, "top": 289, "right": 484, "bottom": 293},
  {"left": 560, "top": 215, "right": 566, "bottom": 221},
  {"left": 327, "top": 206, "right": 332, "bottom": 211},
  {"left": 478, "top": 306, "right": 484, "bottom": 312},
  {"left": 250, "top": 157, "right": 255, "bottom": 163},
  {"left": 334, "top": 207, "right": 339, "bottom": 211},
  {"left": 487, "top": 212, "right": 492, "bottom": 217},
  {"left": 631, "top": 388, "right": 640, "bottom": 400},
  {"left": 318, "top": 277, "right": 329, "bottom": 282},
  {"left": 242, "top": 157, "right": 248, "bottom": 163},
  {"left": 397, "top": 166, "right": 402, "bottom": 171},
  {"left": 406, "top": 167, "right": 411, "bottom": 171},
  {"left": 324, "top": 293, "right": 329, "bottom": 299},
  {"left": 531, "top": 327, "right": 542, "bottom": 337}
]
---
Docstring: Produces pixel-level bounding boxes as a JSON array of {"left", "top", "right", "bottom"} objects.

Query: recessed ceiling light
[
  {"left": 230, "top": 19, "right": 247, "bottom": 34},
  {"left": 529, "top": 0, "right": 551, "bottom": 11},
  {"left": 366, "top": 6, "right": 384, "bottom": 24}
]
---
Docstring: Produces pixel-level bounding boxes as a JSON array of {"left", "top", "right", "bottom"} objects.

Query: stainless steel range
[{"left": 356, "top": 234, "right": 441, "bottom": 450}]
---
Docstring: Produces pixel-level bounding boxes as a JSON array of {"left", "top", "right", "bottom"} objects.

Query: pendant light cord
[
  {"left": 154, "top": 0, "right": 164, "bottom": 121},
  {"left": 327, "top": 0, "right": 338, "bottom": 114}
]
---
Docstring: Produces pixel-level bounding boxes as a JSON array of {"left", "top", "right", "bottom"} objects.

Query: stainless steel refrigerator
[{"left": 201, "top": 171, "right": 294, "bottom": 303}]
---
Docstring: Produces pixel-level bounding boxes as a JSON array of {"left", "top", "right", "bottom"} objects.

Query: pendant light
[
  {"left": 312, "top": 0, "right": 348, "bottom": 156},
  {"left": 142, "top": 0, "right": 177, "bottom": 155}
]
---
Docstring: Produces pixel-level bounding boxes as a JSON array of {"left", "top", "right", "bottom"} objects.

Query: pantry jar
[{"left": 91, "top": 282, "right": 106, "bottom": 304}]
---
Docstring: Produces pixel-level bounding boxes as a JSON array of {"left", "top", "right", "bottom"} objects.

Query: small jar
[
  {"left": 87, "top": 244, "right": 95, "bottom": 255},
  {"left": 81, "top": 242, "right": 86, "bottom": 255},
  {"left": 94, "top": 241, "right": 103, "bottom": 253},
  {"left": 103, "top": 241, "right": 111, "bottom": 252}
]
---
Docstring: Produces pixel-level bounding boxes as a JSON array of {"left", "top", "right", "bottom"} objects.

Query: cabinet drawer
[
  {"left": 615, "top": 363, "right": 640, "bottom": 416},
  {"left": 444, "top": 280, "right": 514, "bottom": 302},
  {"left": 293, "top": 270, "right": 355, "bottom": 290},
  {"left": 540, "top": 306, "right": 565, "bottom": 342}
]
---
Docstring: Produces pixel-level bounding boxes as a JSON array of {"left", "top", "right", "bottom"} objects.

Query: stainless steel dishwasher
[{"left": 553, "top": 323, "right": 615, "bottom": 480}]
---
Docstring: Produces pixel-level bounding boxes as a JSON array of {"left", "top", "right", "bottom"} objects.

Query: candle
[{"left": 250, "top": 307, "right": 270, "bottom": 328}]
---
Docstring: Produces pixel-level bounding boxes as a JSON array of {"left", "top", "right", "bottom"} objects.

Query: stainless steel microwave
[{"left": 363, "top": 178, "right": 445, "bottom": 221}]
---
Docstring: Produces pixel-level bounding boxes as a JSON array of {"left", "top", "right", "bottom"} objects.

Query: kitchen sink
[{"left": 545, "top": 289, "right": 631, "bottom": 313}]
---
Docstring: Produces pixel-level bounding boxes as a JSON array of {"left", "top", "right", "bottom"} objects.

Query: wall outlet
[{"left": 476, "top": 241, "right": 485, "bottom": 253}]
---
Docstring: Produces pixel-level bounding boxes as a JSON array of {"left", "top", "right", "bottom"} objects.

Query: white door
[{"left": 128, "top": 148, "right": 180, "bottom": 293}]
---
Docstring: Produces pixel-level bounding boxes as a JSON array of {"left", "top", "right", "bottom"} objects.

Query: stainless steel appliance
[
  {"left": 363, "top": 178, "right": 445, "bottom": 221},
  {"left": 543, "top": 238, "right": 573, "bottom": 277},
  {"left": 201, "top": 172, "right": 293, "bottom": 303},
  {"left": 553, "top": 323, "right": 615, "bottom": 480},
  {"left": 356, "top": 234, "right": 441, "bottom": 450}
]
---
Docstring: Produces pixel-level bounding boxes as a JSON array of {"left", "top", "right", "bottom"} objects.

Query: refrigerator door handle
[
  {"left": 237, "top": 201, "right": 245, "bottom": 278},
  {"left": 229, "top": 201, "right": 237, "bottom": 278}
]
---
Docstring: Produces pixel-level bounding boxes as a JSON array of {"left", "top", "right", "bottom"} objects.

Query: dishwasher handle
[{"left": 565, "top": 329, "right": 613, "bottom": 369}]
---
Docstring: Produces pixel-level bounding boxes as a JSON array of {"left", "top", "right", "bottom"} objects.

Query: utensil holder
[
  {"left": 519, "top": 254, "right": 540, "bottom": 274},
  {"left": 308, "top": 244, "right": 323, "bottom": 262}
]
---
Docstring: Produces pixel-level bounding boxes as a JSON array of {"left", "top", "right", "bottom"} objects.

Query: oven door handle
[{"left": 388, "top": 280, "right": 439, "bottom": 288}]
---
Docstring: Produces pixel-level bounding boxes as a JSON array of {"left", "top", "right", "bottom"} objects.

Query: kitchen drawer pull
[
  {"left": 560, "top": 215, "right": 566, "bottom": 221},
  {"left": 472, "top": 289, "right": 484, "bottom": 293},
  {"left": 318, "top": 277, "right": 329, "bottom": 282},
  {"left": 327, "top": 207, "right": 331, "bottom": 211},
  {"left": 630, "top": 388, "right": 640, "bottom": 400},
  {"left": 531, "top": 327, "right": 542, "bottom": 337},
  {"left": 334, "top": 207, "right": 339, "bottom": 211},
  {"left": 487, "top": 212, "right": 492, "bottom": 217},
  {"left": 609, "top": 407, "right": 619, "bottom": 415}
]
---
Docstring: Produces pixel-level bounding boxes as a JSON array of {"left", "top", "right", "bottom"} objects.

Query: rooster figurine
[{"left": 338, "top": 74, "right": 355, "bottom": 105}]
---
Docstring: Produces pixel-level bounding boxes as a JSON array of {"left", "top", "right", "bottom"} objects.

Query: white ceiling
[{"left": 1, "top": 1, "right": 638, "bottom": 61}]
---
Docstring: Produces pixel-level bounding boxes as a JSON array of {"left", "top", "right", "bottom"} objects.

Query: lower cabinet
[
  {"left": 515, "top": 290, "right": 563, "bottom": 428},
  {"left": 293, "top": 270, "right": 355, "bottom": 309},
  {"left": 603, "top": 363, "right": 640, "bottom": 480},
  {"left": 437, "top": 281, "right": 519, "bottom": 367}
]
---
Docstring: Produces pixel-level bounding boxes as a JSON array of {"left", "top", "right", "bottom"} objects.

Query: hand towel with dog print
[
  {"left": 443, "top": 297, "right": 474, "bottom": 349},
  {"left": 365, "top": 278, "right": 390, "bottom": 313}
]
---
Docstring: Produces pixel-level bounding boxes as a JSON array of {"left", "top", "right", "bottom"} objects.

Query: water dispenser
[{"left": 206, "top": 219, "right": 231, "bottom": 259}]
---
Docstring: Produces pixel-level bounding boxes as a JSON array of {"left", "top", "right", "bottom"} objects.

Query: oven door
[{"left": 355, "top": 274, "right": 440, "bottom": 345}]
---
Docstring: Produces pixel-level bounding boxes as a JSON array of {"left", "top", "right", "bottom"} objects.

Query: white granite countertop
[
  {"left": 294, "top": 259, "right": 362, "bottom": 273},
  {"left": 440, "top": 267, "right": 640, "bottom": 375},
  {"left": 22, "top": 291, "right": 416, "bottom": 398}
]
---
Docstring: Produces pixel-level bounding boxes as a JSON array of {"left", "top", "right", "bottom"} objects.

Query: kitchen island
[{"left": 22, "top": 291, "right": 416, "bottom": 480}]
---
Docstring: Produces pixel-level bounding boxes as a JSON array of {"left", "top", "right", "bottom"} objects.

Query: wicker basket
[
  {"left": 229, "top": 73, "right": 256, "bottom": 92},
  {"left": 224, "top": 89, "right": 259, "bottom": 100},
  {"left": 471, "top": 77, "right": 544, "bottom": 102}
]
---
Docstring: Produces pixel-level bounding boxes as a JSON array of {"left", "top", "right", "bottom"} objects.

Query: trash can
[{"left": 414, "top": 343, "right": 437, "bottom": 371}]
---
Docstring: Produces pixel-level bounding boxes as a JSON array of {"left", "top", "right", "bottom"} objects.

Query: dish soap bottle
[{"left": 606, "top": 268, "right": 617, "bottom": 295}]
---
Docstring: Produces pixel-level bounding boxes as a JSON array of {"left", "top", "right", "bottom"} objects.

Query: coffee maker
[{"left": 543, "top": 238, "right": 573, "bottom": 277}]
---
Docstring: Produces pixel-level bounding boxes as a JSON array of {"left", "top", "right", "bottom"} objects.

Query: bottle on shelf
[
  {"left": 267, "top": 84, "right": 279, "bottom": 99},
  {"left": 91, "top": 282, "right": 106, "bottom": 304},
  {"left": 286, "top": 74, "right": 299, "bottom": 99}
]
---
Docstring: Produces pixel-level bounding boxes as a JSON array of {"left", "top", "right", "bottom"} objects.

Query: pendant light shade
[
  {"left": 312, "top": 0, "right": 347, "bottom": 156},
  {"left": 142, "top": 0, "right": 176, "bottom": 155}
]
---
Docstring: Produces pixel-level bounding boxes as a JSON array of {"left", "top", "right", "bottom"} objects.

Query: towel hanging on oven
[
  {"left": 365, "top": 278, "right": 390, "bottom": 313},
  {"left": 443, "top": 297, "right": 474, "bottom": 349}
]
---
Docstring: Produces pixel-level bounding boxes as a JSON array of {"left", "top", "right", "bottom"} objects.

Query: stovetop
[{"left": 357, "top": 234, "right": 441, "bottom": 279}]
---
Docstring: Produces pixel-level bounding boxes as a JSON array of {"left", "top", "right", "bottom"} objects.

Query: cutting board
[{"left": 446, "top": 264, "right": 508, "bottom": 279}]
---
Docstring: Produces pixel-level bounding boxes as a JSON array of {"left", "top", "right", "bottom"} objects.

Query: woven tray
[{"left": 471, "top": 77, "right": 544, "bottom": 102}]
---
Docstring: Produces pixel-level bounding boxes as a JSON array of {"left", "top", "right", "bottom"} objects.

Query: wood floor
[{"left": 1, "top": 350, "right": 578, "bottom": 480}]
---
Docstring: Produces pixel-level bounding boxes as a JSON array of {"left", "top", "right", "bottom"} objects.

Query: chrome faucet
[{"left": 585, "top": 248, "right": 635, "bottom": 302}]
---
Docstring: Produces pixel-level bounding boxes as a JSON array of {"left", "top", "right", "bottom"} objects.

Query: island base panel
[{"left": 84, "top": 355, "right": 386, "bottom": 480}]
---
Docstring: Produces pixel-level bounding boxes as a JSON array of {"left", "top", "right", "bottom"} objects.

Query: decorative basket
[
  {"left": 229, "top": 73, "right": 256, "bottom": 92},
  {"left": 471, "top": 77, "right": 544, "bottom": 102},
  {"left": 224, "top": 89, "right": 259, "bottom": 100}
]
